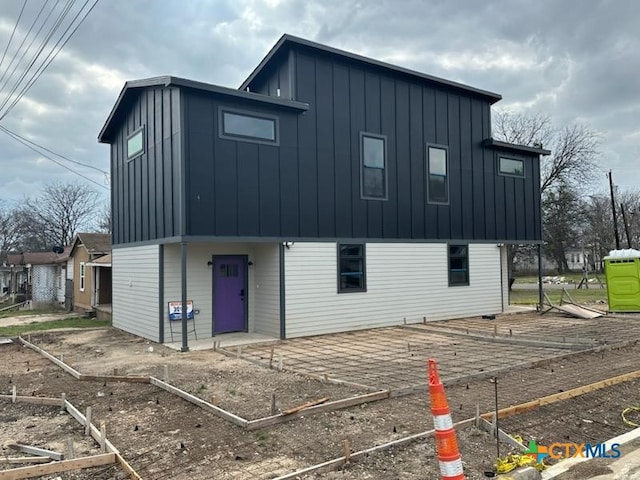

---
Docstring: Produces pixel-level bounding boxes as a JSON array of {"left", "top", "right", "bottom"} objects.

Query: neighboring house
[
  {"left": 515, "top": 246, "right": 594, "bottom": 274},
  {"left": 4, "top": 251, "right": 68, "bottom": 305},
  {"left": 68, "top": 233, "right": 111, "bottom": 314},
  {"left": 98, "top": 34, "right": 548, "bottom": 345}
]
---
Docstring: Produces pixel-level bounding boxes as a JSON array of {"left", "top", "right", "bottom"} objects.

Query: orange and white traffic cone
[{"left": 428, "top": 358, "right": 465, "bottom": 480}]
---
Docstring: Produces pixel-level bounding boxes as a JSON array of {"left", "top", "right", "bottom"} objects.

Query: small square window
[
  {"left": 448, "top": 245, "right": 469, "bottom": 286},
  {"left": 498, "top": 157, "right": 525, "bottom": 177},
  {"left": 427, "top": 145, "right": 449, "bottom": 204},
  {"left": 127, "top": 128, "right": 144, "bottom": 159},
  {"left": 338, "top": 243, "right": 366, "bottom": 293}
]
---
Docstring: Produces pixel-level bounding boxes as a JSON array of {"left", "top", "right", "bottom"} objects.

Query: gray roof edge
[
  {"left": 98, "top": 75, "right": 308, "bottom": 143},
  {"left": 483, "top": 138, "right": 552, "bottom": 156},
  {"left": 240, "top": 34, "right": 503, "bottom": 103}
]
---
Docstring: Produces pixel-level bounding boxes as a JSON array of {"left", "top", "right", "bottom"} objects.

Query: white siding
[
  {"left": 284, "top": 242, "right": 503, "bottom": 338},
  {"left": 56, "top": 265, "right": 65, "bottom": 303},
  {"left": 66, "top": 258, "right": 74, "bottom": 279},
  {"left": 31, "top": 265, "right": 57, "bottom": 303},
  {"left": 253, "top": 243, "right": 280, "bottom": 337},
  {"left": 112, "top": 245, "right": 160, "bottom": 342},
  {"left": 500, "top": 245, "right": 509, "bottom": 308}
]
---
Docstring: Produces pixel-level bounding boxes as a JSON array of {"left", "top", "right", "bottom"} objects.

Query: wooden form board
[{"left": 0, "top": 453, "right": 115, "bottom": 480}]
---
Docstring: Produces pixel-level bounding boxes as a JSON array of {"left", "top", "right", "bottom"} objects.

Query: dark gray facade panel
[
  {"left": 316, "top": 57, "right": 336, "bottom": 237},
  {"left": 106, "top": 44, "right": 542, "bottom": 245},
  {"left": 332, "top": 63, "right": 353, "bottom": 238}
]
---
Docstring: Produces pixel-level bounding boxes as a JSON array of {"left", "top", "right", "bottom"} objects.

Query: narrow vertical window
[
  {"left": 427, "top": 145, "right": 449, "bottom": 204},
  {"left": 127, "top": 127, "right": 144, "bottom": 159},
  {"left": 79, "top": 262, "right": 86, "bottom": 292},
  {"left": 448, "top": 245, "right": 469, "bottom": 286},
  {"left": 361, "top": 133, "right": 387, "bottom": 200},
  {"left": 338, "top": 243, "right": 366, "bottom": 293}
]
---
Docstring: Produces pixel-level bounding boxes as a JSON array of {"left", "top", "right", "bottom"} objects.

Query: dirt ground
[{"left": 1, "top": 312, "right": 640, "bottom": 479}]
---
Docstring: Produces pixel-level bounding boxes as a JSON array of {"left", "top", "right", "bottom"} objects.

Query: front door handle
[{"left": 240, "top": 289, "right": 245, "bottom": 298}]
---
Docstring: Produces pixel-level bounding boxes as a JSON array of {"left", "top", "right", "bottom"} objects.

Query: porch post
[
  {"left": 279, "top": 243, "right": 286, "bottom": 340},
  {"left": 537, "top": 243, "right": 543, "bottom": 310},
  {"left": 180, "top": 241, "right": 189, "bottom": 352}
]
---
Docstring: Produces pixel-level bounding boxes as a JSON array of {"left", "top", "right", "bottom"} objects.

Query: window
[
  {"left": 338, "top": 243, "right": 366, "bottom": 293},
  {"left": 360, "top": 133, "right": 387, "bottom": 199},
  {"left": 448, "top": 245, "right": 469, "bottom": 286},
  {"left": 498, "top": 157, "right": 525, "bottom": 177},
  {"left": 127, "top": 127, "right": 144, "bottom": 159},
  {"left": 79, "top": 262, "right": 86, "bottom": 292},
  {"left": 427, "top": 145, "right": 449, "bottom": 204},
  {"left": 220, "top": 108, "right": 278, "bottom": 144}
]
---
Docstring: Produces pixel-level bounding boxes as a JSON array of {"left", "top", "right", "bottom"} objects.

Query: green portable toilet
[{"left": 604, "top": 249, "right": 640, "bottom": 312}]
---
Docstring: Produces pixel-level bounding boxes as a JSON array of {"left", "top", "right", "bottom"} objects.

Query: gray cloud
[{"left": 0, "top": 0, "right": 638, "bottom": 202}]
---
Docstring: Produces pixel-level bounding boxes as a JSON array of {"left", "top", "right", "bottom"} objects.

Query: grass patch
[
  {"left": 0, "top": 307, "right": 65, "bottom": 319},
  {"left": 510, "top": 288, "right": 607, "bottom": 305},
  {"left": 0, "top": 317, "right": 111, "bottom": 336}
]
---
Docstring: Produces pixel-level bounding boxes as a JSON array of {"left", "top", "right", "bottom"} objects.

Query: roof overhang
[
  {"left": 240, "top": 34, "right": 503, "bottom": 104},
  {"left": 98, "top": 76, "right": 309, "bottom": 143},
  {"left": 483, "top": 138, "right": 551, "bottom": 156}
]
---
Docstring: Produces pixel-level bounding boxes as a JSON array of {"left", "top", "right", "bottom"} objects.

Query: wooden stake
[
  {"left": 278, "top": 356, "right": 283, "bottom": 371},
  {"left": 84, "top": 407, "right": 92, "bottom": 436},
  {"left": 423, "top": 316, "right": 427, "bottom": 324},
  {"left": 164, "top": 364, "right": 169, "bottom": 382},
  {"left": 269, "top": 347, "right": 275, "bottom": 369},
  {"left": 493, "top": 324, "right": 498, "bottom": 337},
  {"left": 343, "top": 438, "right": 351, "bottom": 463},
  {"left": 12, "top": 385, "right": 16, "bottom": 403},
  {"left": 270, "top": 393, "right": 277, "bottom": 415},
  {"left": 407, "top": 343, "right": 411, "bottom": 352},
  {"left": 100, "top": 422, "right": 107, "bottom": 453},
  {"left": 236, "top": 346, "right": 242, "bottom": 358},
  {"left": 66, "top": 438, "right": 75, "bottom": 460},
  {"left": 60, "top": 393, "right": 66, "bottom": 413},
  {"left": 113, "top": 368, "right": 119, "bottom": 376},
  {"left": 475, "top": 403, "right": 480, "bottom": 428}
]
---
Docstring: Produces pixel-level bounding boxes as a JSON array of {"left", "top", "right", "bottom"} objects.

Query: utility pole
[
  {"left": 609, "top": 171, "right": 621, "bottom": 250},
  {"left": 621, "top": 203, "right": 632, "bottom": 249}
]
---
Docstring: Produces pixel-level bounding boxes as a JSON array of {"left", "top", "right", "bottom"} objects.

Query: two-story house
[{"left": 98, "top": 34, "right": 548, "bottom": 347}]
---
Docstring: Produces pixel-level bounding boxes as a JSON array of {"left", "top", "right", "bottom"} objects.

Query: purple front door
[{"left": 213, "top": 256, "right": 247, "bottom": 334}]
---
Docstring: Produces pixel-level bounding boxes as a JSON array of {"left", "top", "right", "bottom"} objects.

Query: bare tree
[
  {"left": 0, "top": 200, "right": 20, "bottom": 261},
  {"left": 493, "top": 111, "right": 600, "bottom": 195},
  {"left": 17, "top": 183, "right": 101, "bottom": 249},
  {"left": 97, "top": 203, "right": 111, "bottom": 233},
  {"left": 493, "top": 111, "right": 601, "bottom": 276}
]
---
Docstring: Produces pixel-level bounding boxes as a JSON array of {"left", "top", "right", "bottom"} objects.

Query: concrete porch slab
[{"left": 164, "top": 332, "right": 279, "bottom": 351}]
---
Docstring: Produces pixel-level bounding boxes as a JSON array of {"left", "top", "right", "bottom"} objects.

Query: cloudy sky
[{"left": 0, "top": 0, "right": 638, "bottom": 205}]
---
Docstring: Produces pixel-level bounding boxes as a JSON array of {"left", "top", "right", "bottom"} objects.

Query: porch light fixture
[{"left": 283, "top": 242, "right": 294, "bottom": 249}]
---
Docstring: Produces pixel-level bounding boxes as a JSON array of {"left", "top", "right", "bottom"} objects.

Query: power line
[
  {"left": 0, "top": 0, "right": 101, "bottom": 121},
  {"left": 0, "top": 125, "right": 108, "bottom": 190},
  {"left": 0, "top": 0, "right": 27, "bottom": 74},
  {"left": 0, "top": 124, "right": 108, "bottom": 175}
]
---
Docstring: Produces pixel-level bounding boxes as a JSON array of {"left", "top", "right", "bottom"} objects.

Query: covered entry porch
[{"left": 162, "top": 242, "right": 283, "bottom": 349}]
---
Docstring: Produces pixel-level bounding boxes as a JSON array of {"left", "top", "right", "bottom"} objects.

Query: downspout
[
  {"left": 158, "top": 244, "right": 164, "bottom": 344},
  {"left": 179, "top": 88, "right": 189, "bottom": 352},
  {"left": 279, "top": 243, "right": 286, "bottom": 340}
]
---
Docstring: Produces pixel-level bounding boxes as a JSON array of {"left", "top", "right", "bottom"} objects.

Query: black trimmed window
[
  {"left": 448, "top": 245, "right": 469, "bottom": 286},
  {"left": 427, "top": 145, "right": 449, "bottom": 204},
  {"left": 498, "top": 156, "right": 525, "bottom": 177},
  {"left": 360, "top": 133, "right": 387, "bottom": 200},
  {"left": 127, "top": 127, "right": 144, "bottom": 160},
  {"left": 220, "top": 108, "right": 278, "bottom": 144},
  {"left": 338, "top": 243, "right": 366, "bottom": 293}
]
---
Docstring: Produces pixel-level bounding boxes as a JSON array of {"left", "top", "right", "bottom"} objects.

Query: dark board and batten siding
[
  {"left": 111, "top": 87, "right": 182, "bottom": 244},
  {"left": 243, "top": 46, "right": 541, "bottom": 242}
]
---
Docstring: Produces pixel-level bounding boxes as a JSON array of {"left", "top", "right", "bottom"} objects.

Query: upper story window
[
  {"left": 337, "top": 243, "right": 366, "bottom": 293},
  {"left": 127, "top": 127, "right": 144, "bottom": 160},
  {"left": 498, "top": 156, "right": 525, "bottom": 177},
  {"left": 360, "top": 133, "right": 387, "bottom": 200},
  {"left": 427, "top": 145, "right": 449, "bottom": 204},
  {"left": 220, "top": 108, "right": 278, "bottom": 144}
]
